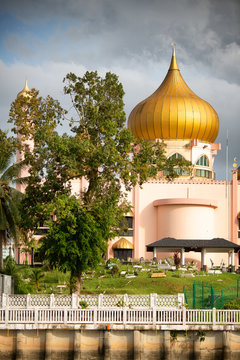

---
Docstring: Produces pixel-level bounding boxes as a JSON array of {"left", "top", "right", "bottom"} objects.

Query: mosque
[
  {"left": 108, "top": 45, "right": 240, "bottom": 271},
  {"left": 14, "top": 46, "right": 240, "bottom": 271}
]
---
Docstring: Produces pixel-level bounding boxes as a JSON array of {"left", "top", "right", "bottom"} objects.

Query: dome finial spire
[
  {"left": 17, "top": 79, "right": 31, "bottom": 98},
  {"left": 24, "top": 79, "right": 30, "bottom": 92},
  {"left": 171, "top": 41, "right": 176, "bottom": 56},
  {"left": 169, "top": 42, "right": 179, "bottom": 70}
]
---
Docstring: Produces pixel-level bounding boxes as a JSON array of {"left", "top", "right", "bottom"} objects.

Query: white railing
[
  {"left": 1, "top": 293, "right": 184, "bottom": 309},
  {"left": 0, "top": 308, "right": 239, "bottom": 325}
]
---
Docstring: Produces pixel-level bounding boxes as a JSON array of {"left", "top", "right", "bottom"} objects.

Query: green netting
[{"left": 183, "top": 278, "right": 240, "bottom": 309}]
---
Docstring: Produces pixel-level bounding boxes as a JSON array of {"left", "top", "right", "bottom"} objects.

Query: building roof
[
  {"left": 146, "top": 237, "right": 240, "bottom": 252},
  {"left": 128, "top": 44, "right": 219, "bottom": 143}
]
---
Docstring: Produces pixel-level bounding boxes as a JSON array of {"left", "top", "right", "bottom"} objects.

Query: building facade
[
  {"left": 14, "top": 48, "right": 240, "bottom": 270},
  {"left": 108, "top": 46, "right": 240, "bottom": 270}
]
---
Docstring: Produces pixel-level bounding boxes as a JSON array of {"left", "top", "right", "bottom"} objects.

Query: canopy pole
[
  {"left": 181, "top": 248, "right": 185, "bottom": 266},
  {"left": 201, "top": 248, "right": 206, "bottom": 272}
]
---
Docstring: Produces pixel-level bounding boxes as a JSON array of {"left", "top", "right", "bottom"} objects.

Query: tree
[
  {"left": 0, "top": 131, "right": 22, "bottom": 269},
  {"left": 9, "top": 71, "right": 190, "bottom": 293},
  {"left": 40, "top": 194, "right": 111, "bottom": 293},
  {"left": 30, "top": 268, "right": 44, "bottom": 291}
]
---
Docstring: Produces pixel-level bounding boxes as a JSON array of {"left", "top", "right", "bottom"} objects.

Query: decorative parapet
[
  {"left": 1, "top": 293, "right": 184, "bottom": 309},
  {"left": 0, "top": 307, "right": 240, "bottom": 328},
  {"left": 147, "top": 179, "right": 230, "bottom": 185}
]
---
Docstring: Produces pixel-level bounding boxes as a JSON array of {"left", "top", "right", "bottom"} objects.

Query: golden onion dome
[
  {"left": 112, "top": 238, "right": 133, "bottom": 249},
  {"left": 17, "top": 80, "right": 30, "bottom": 98},
  {"left": 128, "top": 46, "right": 219, "bottom": 143}
]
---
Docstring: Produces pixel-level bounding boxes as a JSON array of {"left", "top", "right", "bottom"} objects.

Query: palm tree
[
  {"left": 30, "top": 268, "right": 44, "bottom": 291},
  {"left": 0, "top": 131, "right": 23, "bottom": 269}
]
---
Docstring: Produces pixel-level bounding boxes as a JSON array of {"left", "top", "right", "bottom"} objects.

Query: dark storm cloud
[
  {"left": 1, "top": 0, "right": 240, "bottom": 179},
  {"left": 2, "top": 0, "right": 240, "bottom": 83}
]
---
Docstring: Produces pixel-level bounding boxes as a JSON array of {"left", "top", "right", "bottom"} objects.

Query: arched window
[
  {"left": 164, "top": 153, "right": 189, "bottom": 176},
  {"left": 196, "top": 155, "right": 209, "bottom": 167},
  {"left": 168, "top": 153, "right": 185, "bottom": 160}
]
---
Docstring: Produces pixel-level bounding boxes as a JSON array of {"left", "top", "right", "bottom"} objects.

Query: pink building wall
[{"left": 109, "top": 177, "right": 240, "bottom": 269}]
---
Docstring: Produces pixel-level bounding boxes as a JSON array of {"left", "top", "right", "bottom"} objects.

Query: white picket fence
[
  {"left": 0, "top": 308, "right": 240, "bottom": 325},
  {"left": 0, "top": 293, "right": 184, "bottom": 309}
]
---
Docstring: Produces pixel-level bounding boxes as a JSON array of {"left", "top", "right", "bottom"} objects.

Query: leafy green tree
[
  {"left": 40, "top": 195, "right": 111, "bottom": 293},
  {"left": 9, "top": 71, "right": 190, "bottom": 294},
  {"left": 0, "top": 131, "right": 23, "bottom": 269}
]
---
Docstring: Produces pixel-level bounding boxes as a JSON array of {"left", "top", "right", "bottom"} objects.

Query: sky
[{"left": 0, "top": 0, "right": 240, "bottom": 180}]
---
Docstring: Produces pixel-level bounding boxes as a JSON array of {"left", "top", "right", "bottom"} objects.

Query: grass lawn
[
  {"left": 82, "top": 270, "right": 240, "bottom": 295},
  {"left": 13, "top": 261, "right": 240, "bottom": 308}
]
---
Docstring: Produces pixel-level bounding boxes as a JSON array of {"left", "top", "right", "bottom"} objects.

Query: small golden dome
[
  {"left": 112, "top": 238, "right": 133, "bottom": 249},
  {"left": 128, "top": 47, "right": 219, "bottom": 143},
  {"left": 17, "top": 80, "right": 30, "bottom": 98}
]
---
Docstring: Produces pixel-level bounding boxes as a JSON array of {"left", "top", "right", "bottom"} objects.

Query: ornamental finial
[
  {"left": 171, "top": 42, "right": 176, "bottom": 56},
  {"left": 233, "top": 157, "right": 238, "bottom": 169}
]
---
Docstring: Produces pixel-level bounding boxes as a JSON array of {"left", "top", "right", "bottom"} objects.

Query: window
[
  {"left": 195, "top": 169, "right": 212, "bottom": 179},
  {"left": 168, "top": 153, "right": 184, "bottom": 160},
  {"left": 196, "top": 155, "right": 209, "bottom": 167},
  {"left": 114, "top": 249, "right": 132, "bottom": 261},
  {"left": 164, "top": 153, "right": 190, "bottom": 176},
  {"left": 119, "top": 216, "right": 133, "bottom": 236}
]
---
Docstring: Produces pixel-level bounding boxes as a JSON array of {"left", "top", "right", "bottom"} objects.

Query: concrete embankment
[{"left": 0, "top": 326, "right": 240, "bottom": 359}]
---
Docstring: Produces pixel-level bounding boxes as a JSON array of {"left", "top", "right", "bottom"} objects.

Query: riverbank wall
[{"left": 0, "top": 325, "right": 240, "bottom": 359}]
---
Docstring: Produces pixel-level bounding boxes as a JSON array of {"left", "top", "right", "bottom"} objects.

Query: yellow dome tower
[{"left": 128, "top": 45, "right": 219, "bottom": 143}]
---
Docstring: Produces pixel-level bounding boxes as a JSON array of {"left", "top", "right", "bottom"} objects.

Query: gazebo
[{"left": 146, "top": 238, "right": 240, "bottom": 271}]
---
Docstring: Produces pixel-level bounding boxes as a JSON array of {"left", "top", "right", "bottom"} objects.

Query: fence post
[
  {"left": 72, "top": 293, "right": 78, "bottom": 309},
  {"left": 212, "top": 307, "right": 216, "bottom": 325},
  {"left": 124, "top": 294, "right": 128, "bottom": 307},
  {"left": 178, "top": 293, "right": 184, "bottom": 308},
  {"left": 150, "top": 293, "right": 157, "bottom": 308},
  {"left": 183, "top": 306, "right": 186, "bottom": 325},
  {"left": 193, "top": 284, "right": 196, "bottom": 309},
  {"left": 26, "top": 294, "right": 31, "bottom": 308},
  {"left": 35, "top": 307, "right": 38, "bottom": 324},
  {"left": 123, "top": 308, "right": 127, "bottom": 324},
  {"left": 2, "top": 293, "right": 7, "bottom": 308},
  {"left": 50, "top": 294, "right": 55, "bottom": 308},
  {"left": 211, "top": 287, "right": 214, "bottom": 309},
  {"left": 150, "top": 293, "right": 154, "bottom": 307},
  {"left": 152, "top": 307, "right": 156, "bottom": 324},
  {"left": 5, "top": 307, "right": 8, "bottom": 324},
  {"left": 64, "top": 309, "right": 67, "bottom": 324},
  {"left": 98, "top": 294, "right": 103, "bottom": 308},
  {"left": 94, "top": 308, "right": 97, "bottom": 323}
]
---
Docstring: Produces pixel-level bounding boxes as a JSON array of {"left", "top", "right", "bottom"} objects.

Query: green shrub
[
  {"left": 223, "top": 298, "right": 240, "bottom": 309},
  {"left": 111, "top": 265, "right": 120, "bottom": 276},
  {"left": 79, "top": 300, "right": 88, "bottom": 309},
  {"left": 106, "top": 258, "right": 121, "bottom": 266},
  {"left": 15, "top": 279, "right": 34, "bottom": 294},
  {"left": 21, "top": 267, "right": 32, "bottom": 279},
  {"left": 116, "top": 299, "right": 125, "bottom": 307}
]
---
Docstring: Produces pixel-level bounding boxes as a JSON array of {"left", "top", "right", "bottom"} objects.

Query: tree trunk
[
  {"left": 0, "top": 231, "right": 4, "bottom": 270},
  {"left": 75, "top": 274, "right": 82, "bottom": 296},
  {"left": 70, "top": 272, "right": 82, "bottom": 296}
]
